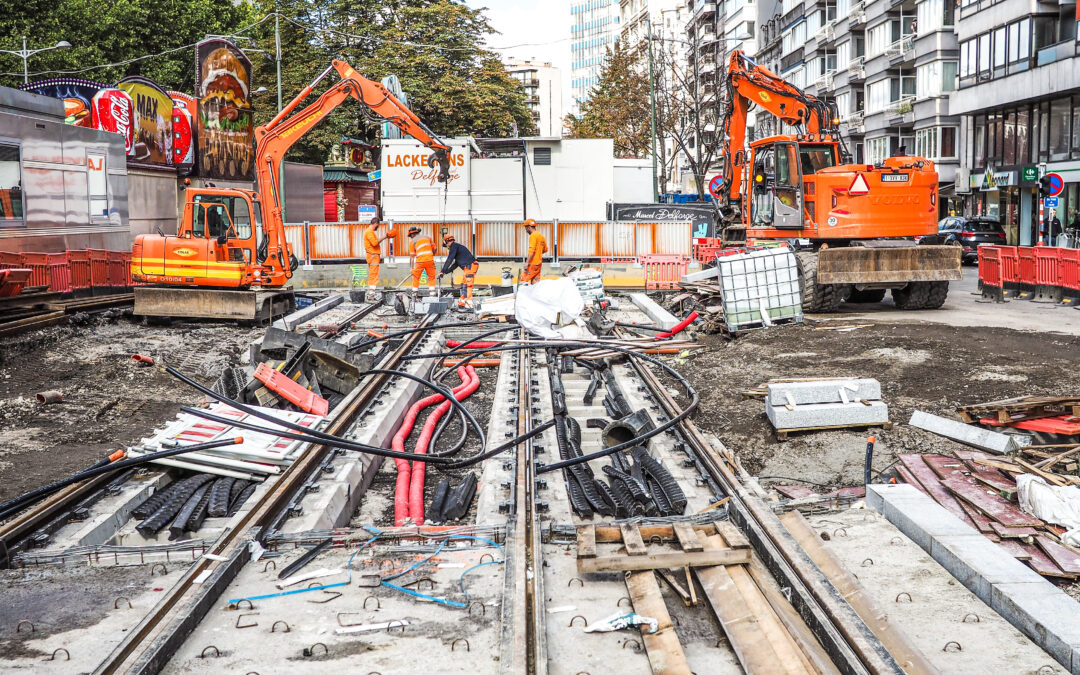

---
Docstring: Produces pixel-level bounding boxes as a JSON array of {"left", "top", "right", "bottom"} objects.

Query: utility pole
[
  {"left": 22, "top": 37, "right": 27, "bottom": 85},
  {"left": 274, "top": 11, "right": 283, "bottom": 112},
  {"left": 646, "top": 16, "right": 659, "bottom": 203}
]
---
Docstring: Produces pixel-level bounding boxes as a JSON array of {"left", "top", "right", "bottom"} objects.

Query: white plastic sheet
[
  {"left": 514, "top": 277, "right": 586, "bottom": 338},
  {"left": 1016, "top": 474, "right": 1080, "bottom": 547}
]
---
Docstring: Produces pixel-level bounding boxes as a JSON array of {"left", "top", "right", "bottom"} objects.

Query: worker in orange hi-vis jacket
[
  {"left": 363, "top": 222, "right": 389, "bottom": 299},
  {"left": 522, "top": 219, "right": 547, "bottom": 284},
  {"left": 407, "top": 226, "right": 437, "bottom": 295}
]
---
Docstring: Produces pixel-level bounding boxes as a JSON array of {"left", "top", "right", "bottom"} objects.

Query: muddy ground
[
  {"left": 677, "top": 319, "right": 1080, "bottom": 490},
  {"left": 0, "top": 313, "right": 258, "bottom": 503}
]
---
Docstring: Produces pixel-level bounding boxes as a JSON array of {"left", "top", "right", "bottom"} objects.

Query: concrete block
[
  {"left": 879, "top": 495, "right": 976, "bottom": 551},
  {"left": 680, "top": 266, "right": 719, "bottom": 283},
  {"left": 276, "top": 292, "right": 344, "bottom": 330},
  {"left": 991, "top": 582, "right": 1080, "bottom": 673},
  {"left": 865, "top": 482, "right": 925, "bottom": 511},
  {"left": 930, "top": 533, "right": 1043, "bottom": 602},
  {"left": 908, "top": 410, "right": 1021, "bottom": 454},
  {"left": 766, "top": 378, "right": 881, "bottom": 406},
  {"left": 767, "top": 400, "right": 889, "bottom": 430},
  {"left": 628, "top": 293, "right": 678, "bottom": 330}
]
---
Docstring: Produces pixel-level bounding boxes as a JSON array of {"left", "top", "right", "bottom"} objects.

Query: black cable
[
  {"left": 364, "top": 368, "right": 486, "bottom": 454},
  {"left": 349, "top": 319, "right": 501, "bottom": 353},
  {"left": 757, "top": 476, "right": 834, "bottom": 489},
  {"left": 0, "top": 438, "right": 242, "bottom": 521}
]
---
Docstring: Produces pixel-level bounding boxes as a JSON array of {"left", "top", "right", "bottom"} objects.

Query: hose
[
  {"left": 656, "top": 311, "right": 699, "bottom": 339},
  {"left": 864, "top": 436, "right": 876, "bottom": 486},
  {"left": 0, "top": 438, "right": 242, "bottom": 522},
  {"left": 409, "top": 365, "right": 480, "bottom": 524},
  {"left": 444, "top": 339, "right": 502, "bottom": 349}
]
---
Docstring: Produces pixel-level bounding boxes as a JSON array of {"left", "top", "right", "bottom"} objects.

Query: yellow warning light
[
  {"left": 755, "top": 174, "right": 764, "bottom": 183},
  {"left": 832, "top": 117, "right": 840, "bottom": 125}
]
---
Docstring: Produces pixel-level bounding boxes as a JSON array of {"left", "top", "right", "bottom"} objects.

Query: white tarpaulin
[
  {"left": 1016, "top": 474, "right": 1080, "bottom": 547},
  {"left": 515, "top": 277, "right": 586, "bottom": 338}
]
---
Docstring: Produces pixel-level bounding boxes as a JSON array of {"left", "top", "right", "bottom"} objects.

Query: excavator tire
[
  {"left": 847, "top": 288, "right": 888, "bottom": 303},
  {"left": 891, "top": 282, "right": 932, "bottom": 309},
  {"left": 922, "top": 281, "right": 950, "bottom": 309},
  {"left": 796, "top": 251, "right": 847, "bottom": 313}
]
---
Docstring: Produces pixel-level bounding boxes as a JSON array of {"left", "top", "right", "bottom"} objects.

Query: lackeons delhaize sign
[{"left": 380, "top": 138, "right": 471, "bottom": 221}]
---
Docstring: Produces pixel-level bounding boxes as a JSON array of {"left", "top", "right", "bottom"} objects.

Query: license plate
[{"left": 880, "top": 173, "right": 909, "bottom": 182}]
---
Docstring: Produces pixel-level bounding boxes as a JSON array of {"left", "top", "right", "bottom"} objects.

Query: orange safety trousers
[
  {"left": 522, "top": 263, "right": 542, "bottom": 284},
  {"left": 411, "top": 260, "right": 437, "bottom": 289},
  {"left": 460, "top": 262, "right": 479, "bottom": 302},
  {"left": 366, "top": 253, "right": 380, "bottom": 288}
]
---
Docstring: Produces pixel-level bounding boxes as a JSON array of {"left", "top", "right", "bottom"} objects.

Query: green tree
[
  {"left": 565, "top": 41, "right": 651, "bottom": 159},
  {"left": 0, "top": 0, "right": 255, "bottom": 90}
]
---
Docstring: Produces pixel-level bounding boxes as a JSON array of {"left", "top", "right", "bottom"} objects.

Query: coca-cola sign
[{"left": 91, "top": 88, "right": 134, "bottom": 154}]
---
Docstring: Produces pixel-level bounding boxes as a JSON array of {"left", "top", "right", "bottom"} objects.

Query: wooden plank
[
  {"left": 577, "top": 525, "right": 596, "bottom": 559},
  {"left": 989, "top": 523, "right": 1038, "bottom": 540},
  {"left": 971, "top": 472, "right": 1017, "bottom": 500},
  {"left": 894, "top": 465, "right": 929, "bottom": 495},
  {"left": 1020, "top": 542, "right": 1068, "bottom": 578},
  {"left": 671, "top": 521, "right": 703, "bottom": 552},
  {"left": 920, "top": 453, "right": 969, "bottom": 481},
  {"left": 655, "top": 568, "right": 692, "bottom": 606},
  {"left": 897, "top": 454, "right": 975, "bottom": 526},
  {"left": 941, "top": 477, "right": 1044, "bottom": 527},
  {"left": 957, "top": 499, "right": 996, "bottom": 534},
  {"left": 995, "top": 540, "right": 1032, "bottom": 561},
  {"left": 773, "top": 485, "right": 818, "bottom": 499},
  {"left": 578, "top": 548, "right": 752, "bottom": 574},
  {"left": 592, "top": 523, "right": 716, "bottom": 543},
  {"left": 1034, "top": 536, "right": 1080, "bottom": 577},
  {"left": 625, "top": 570, "right": 691, "bottom": 674},
  {"left": 692, "top": 539, "right": 798, "bottom": 674},
  {"left": 714, "top": 521, "right": 751, "bottom": 550},
  {"left": 620, "top": 523, "right": 647, "bottom": 556}
]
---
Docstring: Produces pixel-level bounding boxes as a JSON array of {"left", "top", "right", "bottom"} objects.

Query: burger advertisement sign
[{"left": 195, "top": 40, "right": 254, "bottom": 181}]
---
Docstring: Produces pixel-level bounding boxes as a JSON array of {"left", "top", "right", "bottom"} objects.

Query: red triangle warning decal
[{"left": 848, "top": 173, "right": 870, "bottom": 195}]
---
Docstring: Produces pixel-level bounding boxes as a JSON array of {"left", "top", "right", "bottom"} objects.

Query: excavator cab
[{"left": 747, "top": 138, "right": 841, "bottom": 231}]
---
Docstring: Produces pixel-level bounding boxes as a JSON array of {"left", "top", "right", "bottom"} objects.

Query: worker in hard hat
[
  {"left": 407, "top": 226, "right": 437, "bottom": 295},
  {"left": 363, "top": 222, "right": 389, "bottom": 300},
  {"left": 522, "top": 219, "right": 547, "bottom": 284},
  {"left": 438, "top": 233, "right": 479, "bottom": 307}
]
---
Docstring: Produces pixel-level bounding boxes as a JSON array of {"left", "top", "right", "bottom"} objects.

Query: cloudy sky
[{"left": 465, "top": 0, "right": 573, "bottom": 118}]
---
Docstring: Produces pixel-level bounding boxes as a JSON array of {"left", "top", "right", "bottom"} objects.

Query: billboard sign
[
  {"left": 195, "top": 39, "right": 254, "bottom": 181},
  {"left": 169, "top": 92, "right": 196, "bottom": 174},
  {"left": 91, "top": 88, "right": 135, "bottom": 154},
  {"left": 21, "top": 78, "right": 107, "bottom": 128},
  {"left": 117, "top": 76, "right": 174, "bottom": 165}
]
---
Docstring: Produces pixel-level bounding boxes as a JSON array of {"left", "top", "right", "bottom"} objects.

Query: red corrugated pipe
[
  {"left": 445, "top": 339, "right": 502, "bottom": 349},
  {"left": 656, "top": 311, "right": 698, "bottom": 339},
  {"left": 392, "top": 367, "right": 474, "bottom": 526},
  {"left": 409, "top": 365, "right": 480, "bottom": 524}
]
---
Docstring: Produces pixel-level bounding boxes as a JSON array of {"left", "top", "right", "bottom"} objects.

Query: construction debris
[
  {"left": 765, "top": 378, "right": 889, "bottom": 439},
  {"left": 909, "top": 410, "right": 1028, "bottom": 454}
]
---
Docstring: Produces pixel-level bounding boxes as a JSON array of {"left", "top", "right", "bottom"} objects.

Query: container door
[{"left": 772, "top": 142, "right": 803, "bottom": 229}]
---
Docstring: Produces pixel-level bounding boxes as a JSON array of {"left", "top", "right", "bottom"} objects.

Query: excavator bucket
[
  {"left": 134, "top": 287, "right": 296, "bottom": 323},
  {"left": 816, "top": 245, "right": 962, "bottom": 285}
]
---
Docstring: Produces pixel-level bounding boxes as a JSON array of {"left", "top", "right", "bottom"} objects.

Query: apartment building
[
  {"left": 953, "top": 0, "right": 1080, "bottom": 245},
  {"left": 506, "top": 60, "right": 564, "bottom": 137},
  {"left": 758, "top": 0, "right": 963, "bottom": 215},
  {"left": 570, "top": 0, "right": 620, "bottom": 109}
]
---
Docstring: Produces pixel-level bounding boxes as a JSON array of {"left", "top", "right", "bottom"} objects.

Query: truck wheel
[
  {"left": 847, "top": 288, "right": 887, "bottom": 303},
  {"left": 891, "top": 282, "right": 933, "bottom": 309},
  {"left": 796, "top": 252, "right": 846, "bottom": 312},
  {"left": 922, "top": 281, "right": 949, "bottom": 309}
]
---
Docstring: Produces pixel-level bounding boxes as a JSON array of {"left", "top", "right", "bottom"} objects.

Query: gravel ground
[
  {"left": 0, "top": 313, "right": 259, "bottom": 504},
  {"left": 675, "top": 320, "right": 1080, "bottom": 489}
]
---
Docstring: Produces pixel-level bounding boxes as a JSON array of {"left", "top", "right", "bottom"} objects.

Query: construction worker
[
  {"left": 407, "top": 226, "right": 437, "bottom": 294},
  {"left": 438, "top": 233, "right": 479, "bottom": 307},
  {"left": 522, "top": 219, "right": 547, "bottom": 284},
  {"left": 363, "top": 222, "right": 389, "bottom": 299}
]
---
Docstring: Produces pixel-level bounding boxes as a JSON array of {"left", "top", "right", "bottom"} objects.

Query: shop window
[
  {"left": 1049, "top": 97, "right": 1071, "bottom": 161},
  {"left": 1004, "top": 111, "right": 1016, "bottom": 165},
  {"left": 1017, "top": 108, "right": 1030, "bottom": 163},
  {"left": 0, "top": 143, "right": 22, "bottom": 224}
]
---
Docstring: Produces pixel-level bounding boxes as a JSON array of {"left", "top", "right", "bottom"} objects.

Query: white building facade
[
  {"left": 506, "top": 60, "right": 564, "bottom": 137},
  {"left": 570, "top": 0, "right": 620, "bottom": 110}
]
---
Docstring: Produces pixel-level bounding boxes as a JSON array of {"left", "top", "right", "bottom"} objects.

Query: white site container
[{"left": 715, "top": 245, "right": 803, "bottom": 332}]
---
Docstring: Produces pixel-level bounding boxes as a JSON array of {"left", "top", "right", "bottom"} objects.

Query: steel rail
[
  {"left": 620, "top": 334, "right": 904, "bottom": 675},
  {"left": 95, "top": 313, "right": 439, "bottom": 674}
]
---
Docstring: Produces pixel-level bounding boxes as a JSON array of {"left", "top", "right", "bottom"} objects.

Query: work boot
[{"left": 364, "top": 290, "right": 382, "bottom": 303}]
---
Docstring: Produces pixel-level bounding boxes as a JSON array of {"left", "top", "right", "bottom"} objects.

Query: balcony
[
  {"left": 887, "top": 96, "right": 916, "bottom": 122},
  {"left": 847, "top": 56, "right": 866, "bottom": 81},
  {"left": 689, "top": 0, "right": 718, "bottom": 24},
  {"left": 701, "top": 58, "right": 717, "bottom": 74},
  {"left": 886, "top": 35, "right": 915, "bottom": 61},
  {"left": 1037, "top": 40, "right": 1074, "bottom": 66},
  {"left": 844, "top": 111, "right": 865, "bottom": 134},
  {"left": 524, "top": 78, "right": 540, "bottom": 88},
  {"left": 815, "top": 21, "right": 835, "bottom": 42},
  {"left": 848, "top": 1, "right": 866, "bottom": 26},
  {"left": 815, "top": 71, "right": 835, "bottom": 90}
]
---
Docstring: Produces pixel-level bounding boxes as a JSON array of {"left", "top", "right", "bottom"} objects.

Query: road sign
[
  {"left": 1021, "top": 166, "right": 1038, "bottom": 182},
  {"left": 1045, "top": 172, "right": 1065, "bottom": 197},
  {"left": 708, "top": 175, "right": 724, "bottom": 199},
  {"left": 1044, "top": 197, "right": 1059, "bottom": 208}
]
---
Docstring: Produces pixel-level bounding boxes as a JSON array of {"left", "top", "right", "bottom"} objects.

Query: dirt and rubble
[
  {"left": 0, "top": 314, "right": 259, "bottom": 503},
  {"left": 677, "top": 319, "right": 1080, "bottom": 490}
]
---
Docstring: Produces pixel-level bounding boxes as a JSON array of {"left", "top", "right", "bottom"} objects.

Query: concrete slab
[
  {"left": 908, "top": 410, "right": 1023, "bottom": 454},
  {"left": 929, "top": 533, "right": 1044, "bottom": 602},
  {"left": 628, "top": 292, "right": 678, "bottom": 330},
  {"left": 275, "top": 291, "right": 344, "bottom": 330},
  {"left": 767, "top": 400, "right": 889, "bottom": 430},
  {"left": 992, "top": 582, "right": 1080, "bottom": 673},
  {"left": 680, "top": 266, "right": 719, "bottom": 283},
  {"left": 766, "top": 378, "right": 881, "bottom": 406}
]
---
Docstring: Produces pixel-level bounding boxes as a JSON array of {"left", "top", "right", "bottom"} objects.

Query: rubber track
[
  {"left": 207, "top": 477, "right": 236, "bottom": 518},
  {"left": 227, "top": 479, "right": 247, "bottom": 510},
  {"left": 226, "top": 482, "right": 257, "bottom": 517},
  {"left": 136, "top": 474, "right": 214, "bottom": 535},
  {"left": 184, "top": 487, "right": 213, "bottom": 532},
  {"left": 132, "top": 481, "right": 179, "bottom": 520},
  {"left": 168, "top": 483, "right": 212, "bottom": 539},
  {"left": 647, "top": 476, "right": 674, "bottom": 516},
  {"left": 593, "top": 479, "right": 623, "bottom": 517},
  {"left": 634, "top": 447, "right": 688, "bottom": 514},
  {"left": 605, "top": 476, "right": 640, "bottom": 517},
  {"left": 602, "top": 465, "right": 649, "bottom": 504},
  {"left": 572, "top": 463, "right": 613, "bottom": 516}
]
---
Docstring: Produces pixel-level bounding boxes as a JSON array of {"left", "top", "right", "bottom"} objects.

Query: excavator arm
[
  {"left": 253, "top": 60, "right": 452, "bottom": 276},
  {"left": 720, "top": 51, "right": 838, "bottom": 208}
]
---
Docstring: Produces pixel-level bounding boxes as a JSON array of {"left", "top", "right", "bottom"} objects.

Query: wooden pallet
[
  {"left": 957, "top": 396, "right": 1080, "bottom": 424},
  {"left": 775, "top": 421, "right": 892, "bottom": 441}
]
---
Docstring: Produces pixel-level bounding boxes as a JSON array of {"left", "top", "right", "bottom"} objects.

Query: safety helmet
[
  {"left": 408, "top": 226, "right": 421, "bottom": 237},
  {"left": 443, "top": 234, "right": 455, "bottom": 244},
  {"left": 523, "top": 219, "right": 537, "bottom": 229}
]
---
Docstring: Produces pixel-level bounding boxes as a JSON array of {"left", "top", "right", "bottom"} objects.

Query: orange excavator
[
  {"left": 716, "top": 51, "right": 960, "bottom": 311},
  {"left": 131, "top": 60, "right": 451, "bottom": 321}
]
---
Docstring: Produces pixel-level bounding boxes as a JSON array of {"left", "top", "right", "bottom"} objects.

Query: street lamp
[{"left": 0, "top": 38, "right": 72, "bottom": 85}]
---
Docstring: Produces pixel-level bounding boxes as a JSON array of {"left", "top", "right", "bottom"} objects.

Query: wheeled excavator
[
  {"left": 130, "top": 60, "right": 452, "bottom": 321},
  {"left": 715, "top": 51, "right": 961, "bottom": 311}
]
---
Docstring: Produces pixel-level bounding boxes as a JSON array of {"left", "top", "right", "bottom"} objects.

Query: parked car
[{"left": 930, "top": 216, "right": 1006, "bottom": 263}]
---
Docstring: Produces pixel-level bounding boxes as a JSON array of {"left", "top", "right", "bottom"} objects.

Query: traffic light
[{"left": 1038, "top": 176, "right": 1052, "bottom": 197}]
